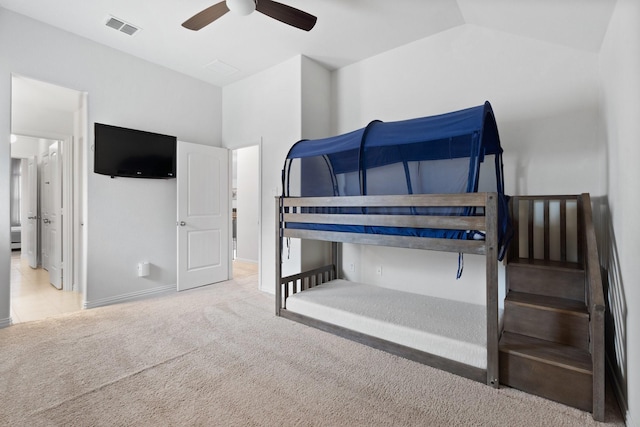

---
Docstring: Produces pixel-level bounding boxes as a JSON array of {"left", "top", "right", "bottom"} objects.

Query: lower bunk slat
[{"left": 279, "top": 308, "right": 487, "bottom": 384}]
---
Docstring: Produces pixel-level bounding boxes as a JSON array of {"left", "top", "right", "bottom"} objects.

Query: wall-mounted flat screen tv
[{"left": 94, "top": 123, "right": 177, "bottom": 179}]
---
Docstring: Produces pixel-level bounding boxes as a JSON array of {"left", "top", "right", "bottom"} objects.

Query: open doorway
[
  {"left": 231, "top": 145, "right": 260, "bottom": 282},
  {"left": 10, "top": 135, "right": 80, "bottom": 323},
  {"left": 9, "top": 75, "right": 87, "bottom": 324}
]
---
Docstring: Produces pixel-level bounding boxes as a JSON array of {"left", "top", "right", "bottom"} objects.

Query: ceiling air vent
[
  {"left": 205, "top": 60, "right": 239, "bottom": 77},
  {"left": 105, "top": 16, "right": 140, "bottom": 36}
]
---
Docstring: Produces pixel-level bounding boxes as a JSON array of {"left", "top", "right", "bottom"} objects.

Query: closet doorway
[{"left": 231, "top": 144, "right": 260, "bottom": 282}]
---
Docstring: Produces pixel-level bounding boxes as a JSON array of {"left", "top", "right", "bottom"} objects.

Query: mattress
[{"left": 285, "top": 279, "right": 491, "bottom": 369}]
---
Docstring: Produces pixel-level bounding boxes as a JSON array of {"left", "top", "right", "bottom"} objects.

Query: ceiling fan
[{"left": 182, "top": 0, "right": 317, "bottom": 32}]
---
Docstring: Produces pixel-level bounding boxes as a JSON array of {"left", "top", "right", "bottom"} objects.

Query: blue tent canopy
[
  {"left": 286, "top": 101, "right": 500, "bottom": 165},
  {"left": 282, "top": 101, "right": 511, "bottom": 260}
]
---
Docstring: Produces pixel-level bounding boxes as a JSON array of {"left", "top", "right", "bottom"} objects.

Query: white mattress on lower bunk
[{"left": 285, "top": 279, "right": 490, "bottom": 369}]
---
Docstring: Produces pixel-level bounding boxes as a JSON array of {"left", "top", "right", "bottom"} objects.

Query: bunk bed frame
[{"left": 276, "top": 192, "right": 501, "bottom": 387}]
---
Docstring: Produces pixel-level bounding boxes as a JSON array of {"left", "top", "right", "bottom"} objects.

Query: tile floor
[
  {"left": 10, "top": 251, "right": 82, "bottom": 324},
  {"left": 232, "top": 259, "right": 259, "bottom": 279},
  {"left": 10, "top": 251, "right": 258, "bottom": 325}
]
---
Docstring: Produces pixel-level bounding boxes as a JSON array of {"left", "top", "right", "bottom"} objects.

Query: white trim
[
  {"left": 0, "top": 317, "right": 12, "bottom": 329},
  {"left": 62, "top": 136, "right": 74, "bottom": 291},
  {"left": 83, "top": 284, "right": 175, "bottom": 309},
  {"left": 228, "top": 140, "right": 263, "bottom": 290},
  {"left": 258, "top": 138, "right": 263, "bottom": 291},
  {"left": 228, "top": 148, "right": 233, "bottom": 281},
  {"left": 79, "top": 92, "right": 89, "bottom": 298}
]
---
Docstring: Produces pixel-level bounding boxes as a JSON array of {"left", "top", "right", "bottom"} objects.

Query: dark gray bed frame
[{"left": 276, "top": 193, "right": 501, "bottom": 387}]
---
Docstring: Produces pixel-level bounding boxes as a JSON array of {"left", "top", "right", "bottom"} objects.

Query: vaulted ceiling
[{"left": 0, "top": 0, "right": 616, "bottom": 88}]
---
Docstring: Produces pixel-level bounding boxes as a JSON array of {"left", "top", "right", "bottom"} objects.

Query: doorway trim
[
  {"left": 61, "top": 135, "right": 74, "bottom": 291},
  {"left": 230, "top": 139, "right": 262, "bottom": 290},
  {"left": 9, "top": 74, "right": 88, "bottom": 300}
]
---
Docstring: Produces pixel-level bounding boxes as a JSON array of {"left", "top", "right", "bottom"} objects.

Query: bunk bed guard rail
[{"left": 276, "top": 192, "right": 501, "bottom": 387}]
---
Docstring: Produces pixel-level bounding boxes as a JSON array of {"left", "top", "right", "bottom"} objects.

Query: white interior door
[
  {"left": 40, "top": 152, "right": 50, "bottom": 270},
  {"left": 48, "top": 142, "right": 62, "bottom": 289},
  {"left": 177, "top": 141, "right": 230, "bottom": 291},
  {"left": 25, "top": 156, "right": 38, "bottom": 269}
]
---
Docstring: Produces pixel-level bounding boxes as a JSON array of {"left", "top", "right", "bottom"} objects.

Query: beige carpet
[{"left": 0, "top": 272, "right": 625, "bottom": 426}]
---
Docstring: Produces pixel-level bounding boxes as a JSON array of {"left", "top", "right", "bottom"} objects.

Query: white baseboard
[
  {"left": 0, "top": 317, "right": 12, "bottom": 329},
  {"left": 83, "top": 284, "right": 176, "bottom": 309}
]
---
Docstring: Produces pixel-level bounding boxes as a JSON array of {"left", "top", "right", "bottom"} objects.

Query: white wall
[
  {"left": 223, "top": 55, "right": 332, "bottom": 292},
  {"left": 223, "top": 56, "right": 302, "bottom": 292},
  {"left": 332, "top": 24, "right": 604, "bottom": 305},
  {"left": 301, "top": 56, "right": 332, "bottom": 140},
  {"left": 599, "top": 0, "right": 640, "bottom": 424},
  {"left": 0, "top": 11, "right": 12, "bottom": 325},
  {"left": 300, "top": 57, "right": 333, "bottom": 272},
  {"left": 235, "top": 145, "right": 259, "bottom": 263},
  {"left": 0, "top": 8, "right": 222, "bottom": 319}
]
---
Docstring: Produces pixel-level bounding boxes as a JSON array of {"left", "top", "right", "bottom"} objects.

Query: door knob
[{"left": 178, "top": 221, "right": 186, "bottom": 226}]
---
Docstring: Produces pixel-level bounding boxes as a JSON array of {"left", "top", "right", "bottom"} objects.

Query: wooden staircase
[{"left": 499, "top": 195, "right": 605, "bottom": 421}]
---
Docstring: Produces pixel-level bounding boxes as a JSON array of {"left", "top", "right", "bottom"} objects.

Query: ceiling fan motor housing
[{"left": 227, "top": 0, "right": 256, "bottom": 15}]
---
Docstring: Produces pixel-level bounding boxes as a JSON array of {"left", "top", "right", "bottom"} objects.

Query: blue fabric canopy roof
[{"left": 286, "top": 101, "right": 501, "bottom": 171}]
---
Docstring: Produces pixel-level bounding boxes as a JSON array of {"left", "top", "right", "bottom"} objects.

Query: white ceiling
[
  {"left": 11, "top": 75, "right": 84, "bottom": 138},
  {"left": 0, "top": 0, "right": 616, "bottom": 88}
]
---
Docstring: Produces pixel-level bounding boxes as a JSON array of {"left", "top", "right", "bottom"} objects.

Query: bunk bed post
[
  {"left": 275, "top": 196, "right": 282, "bottom": 316},
  {"left": 580, "top": 193, "right": 606, "bottom": 420},
  {"left": 485, "top": 192, "right": 500, "bottom": 388}
]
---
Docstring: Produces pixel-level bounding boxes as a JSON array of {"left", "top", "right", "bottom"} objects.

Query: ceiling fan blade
[
  {"left": 182, "top": 1, "right": 230, "bottom": 31},
  {"left": 255, "top": 0, "right": 317, "bottom": 31}
]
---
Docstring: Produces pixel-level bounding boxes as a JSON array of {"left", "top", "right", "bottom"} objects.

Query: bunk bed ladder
[{"left": 500, "top": 194, "right": 605, "bottom": 421}]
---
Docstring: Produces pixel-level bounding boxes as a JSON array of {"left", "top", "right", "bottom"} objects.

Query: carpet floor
[{"left": 0, "top": 273, "right": 625, "bottom": 426}]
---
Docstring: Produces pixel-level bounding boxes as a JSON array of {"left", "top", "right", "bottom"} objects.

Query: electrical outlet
[
  {"left": 349, "top": 263, "right": 355, "bottom": 272},
  {"left": 376, "top": 265, "right": 382, "bottom": 276}
]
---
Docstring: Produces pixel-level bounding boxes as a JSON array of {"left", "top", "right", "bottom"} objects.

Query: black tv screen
[{"left": 94, "top": 123, "right": 176, "bottom": 179}]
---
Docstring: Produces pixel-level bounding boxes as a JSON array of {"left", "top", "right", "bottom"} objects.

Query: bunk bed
[{"left": 276, "top": 102, "right": 510, "bottom": 386}]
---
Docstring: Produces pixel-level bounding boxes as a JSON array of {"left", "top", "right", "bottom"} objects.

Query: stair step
[
  {"left": 504, "top": 292, "right": 589, "bottom": 349},
  {"left": 499, "top": 332, "right": 593, "bottom": 411},
  {"left": 507, "top": 260, "right": 585, "bottom": 302},
  {"left": 499, "top": 331, "right": 592, "bottom": 372},
  {"left": 508, "top": 257, "right": 582, "bottom": 271},
  {"left": 506, "top": 291, "right": 588, "bottom": 312}
]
